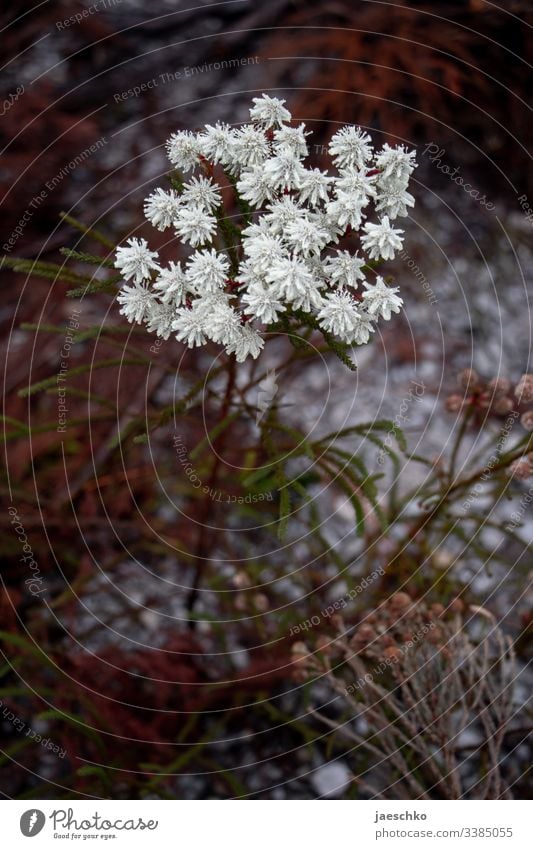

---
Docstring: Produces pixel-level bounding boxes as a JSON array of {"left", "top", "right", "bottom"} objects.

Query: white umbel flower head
[
  {"left": 267, "top": 257, "right": 324, "bottom": 312},
  {"left": 205, "top": 303, "right": 242, "bottom": 345},
  {"left": 350, "top": 312, "right": 376, "bottom": 344},
  {"left": 263, "top": 151, "right": 306, "bottom": 192},
  {"left": 334, "top": 167, "right": 377, "bottom": 201},
  {"left": 243, "top": 233, "right": 285, "bottom": 274},
  {"left": 326, "top": 191, "right": 366, "bottom": 231},
  {"left": 375, "top": 143, "right": 417, "bottom": 184},
  {"left": 145, "top": 300, "right": 177, "bottom": 340},
  {"left": 249, "top": 94, "right": 291, "bottom": 127},
  {"left": 114, "top": 237, "right": 160, "bottom": 283},
  {"left": 273, "top": 124, "right": 309, "bottom": 158},
  {"left": 199, "top": 122, "right": 235, "bottom": 165},
  {"left": 237, "top": 166, "right": 278, "bottom": 207},
  {"left": 361, "top": 216, "right": 404, "bottom": 260},
  {"left": 186, "top": 249, "right": 229, "bottom": 293},
  {"left": 153, "top": 261, "right": 188, "bottom": 306},
  {"left": 241, "top": 282, "right": 286, "bottom": 323},
  {"left": 284, "top": 217, "right": 330, "bottom": 257},
  {"left": 224, "top": 324, "right": 264, "bottom": 361},
  {"left": 143, "top": 188, "right": 181, "bottom": 231},
  {"left": 232, "top": 125, "right": 271, "bottom": 169},
  {"left": 298, "top": 168, "right": 333, "bottom": 207},
  {"left": 329, "top": 126, "right": 373, "bottom": 169},
  {"left": 172, "top": 304, "right": 207, "bottom": 347},
  {"left": 324, "top": 250, "right": 366, "bottom": 288},
  {"left": 114, "top": 95, "right": 416, "bottom": 360},
  {"left": 166, "top": 130, "right": 201, "bottom": 171},
  {"left": 317, "top": 290, "right": 361, "bottom": 340},
  {"left": 181, "top": 176, "right": 221, "bottom": 212},
  {"left": 263, "top": 197, "right": 307, "bottom": 234},
  {"left": 117, "top": 281, "right": 157, "bottom": 324},
  {"left": 375, "top": 183, "right": 415, "bottom": 219},
  {"left": 362, "top": 275, "right": 403, "bottom": 320},
  {"left": 174, "top": 206, "right": 217, "bottom": 247}
]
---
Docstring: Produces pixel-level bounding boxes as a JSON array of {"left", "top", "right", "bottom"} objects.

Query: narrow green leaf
[{"left": 59, "top": 212, "right": 115, "bottom": 249}]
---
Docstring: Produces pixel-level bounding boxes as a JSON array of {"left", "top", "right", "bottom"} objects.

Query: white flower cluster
[{"left": 114, "top": 95, "right": 416, "bottom": 361}]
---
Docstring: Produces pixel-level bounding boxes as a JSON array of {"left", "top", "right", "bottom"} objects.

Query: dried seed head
[
  {"left": 234, "top": 593, "right": 247, "bottom": 611},
  {"left": 430, "top": 603, "right": 445, "bottom": 617},
  {"left": 233, "top": 572, "right": 251, "bottom": 588},
  {"left": 477, "top": 391, "right": 493, "bottom": 409},
  {"left": 291, "top": 641, "right": 309, "bottom": 658},
  {"left": 450, "top": 598, "right": 464, "bottom": 614},
  {"left": 353, "top": 623, "right": 376, "bottom": 644},
  {"left": 389, "top": 592, "right": 412, "bottom": 611},
  {"left": 514, "top": 374, "right": 533, "bottom": 403},
  {"left": 492, "top": 396, "right": 515, "bottom": 415},
  {"left": 457, "top": 368, "right": 480, "bottom": 390},
  {"left": 432, "top": 549, "right": 453, "bottom": 569},
  {"left": 508, "top": 456, "right": 532, "bottom": 480},
  {"left": 383, "top": 645, "right": 402, "bottom": 660},
  {"left": 446, "top": 394, "right": 464, "bottom": 412},
  {"left": 330, "top": 613, "right": 344, "bottom": 630},
  {"left": 520, "top": 410, "right": 533, "bottom": 432},
  {"left": 253, "top": 593, "right": 269, "bottom": 612},
  {"left": 487, "top": 377, "right": 511, "bottom": 396},
  {"left": 316, "top": 635, "right": 332, "bottom": 655},
  {"left": 428, "top": 626, "right": 443, "bottom": 644}
]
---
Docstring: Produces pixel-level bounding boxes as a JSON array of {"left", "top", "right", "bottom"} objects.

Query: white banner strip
[{"left": 2, "top": 800, "right": 530, "bottom": 848}]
